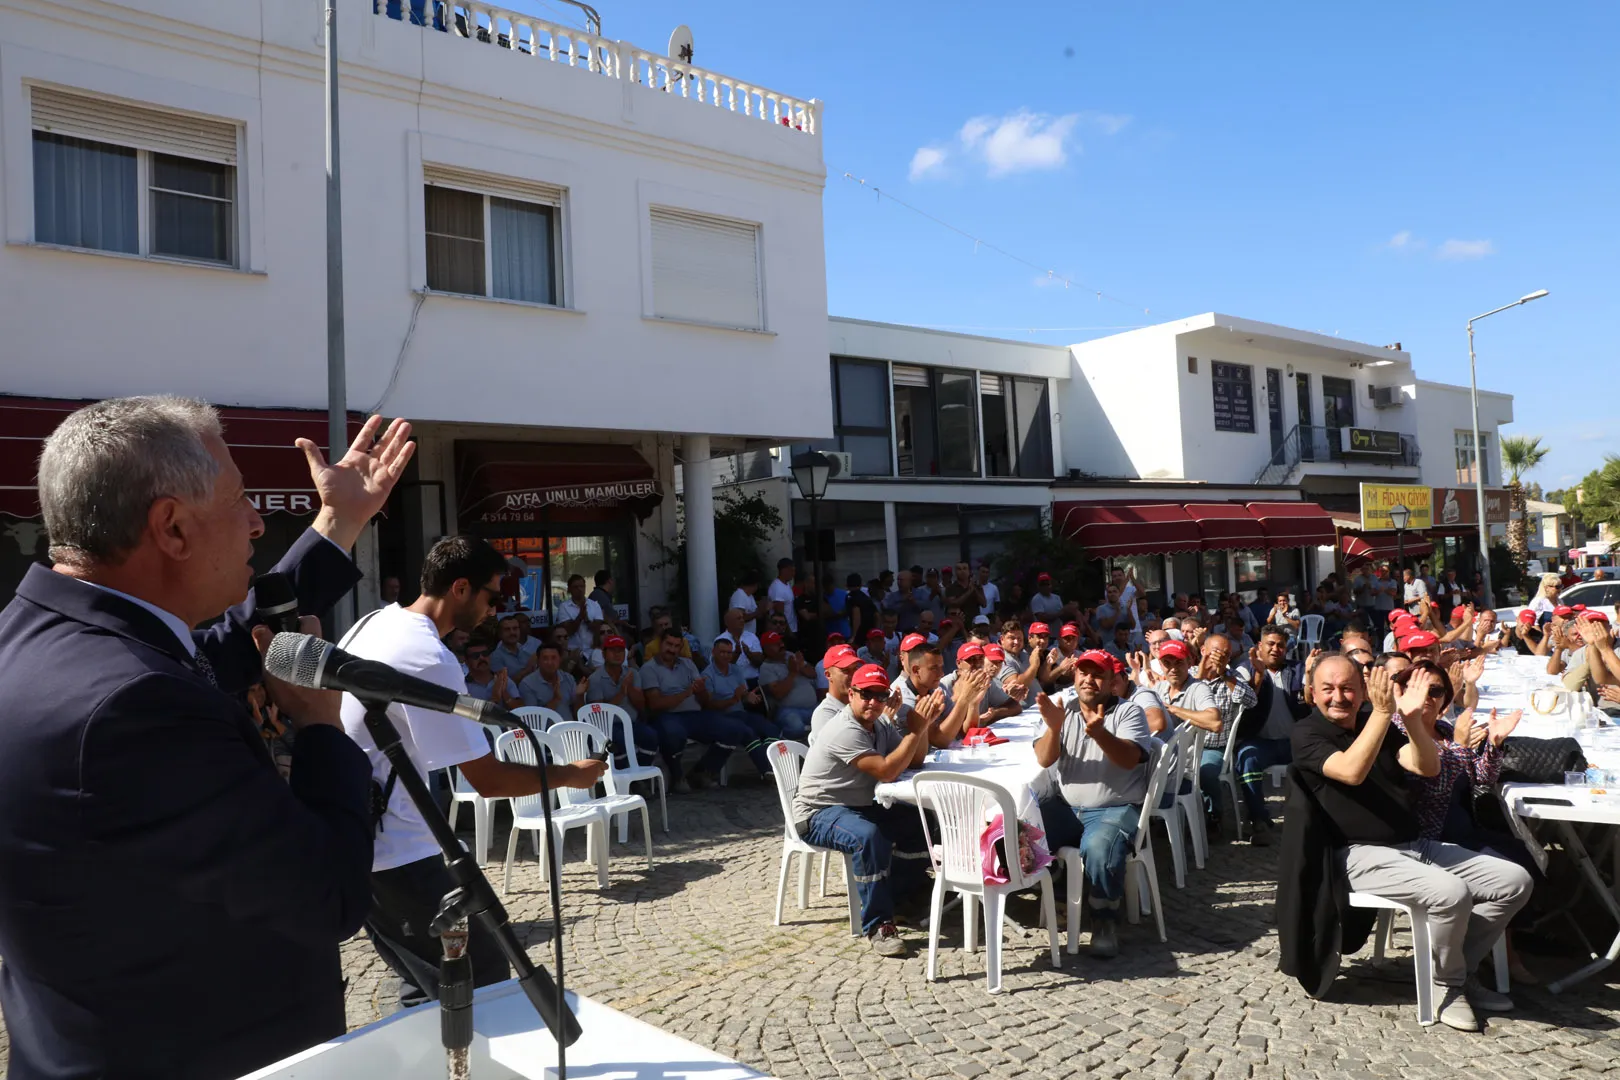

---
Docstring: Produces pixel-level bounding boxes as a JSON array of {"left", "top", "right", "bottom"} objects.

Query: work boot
[
  {"left": 1435, "top": 984, "right": 1481, "bottom": 1031},
  {"left": 868, "top": 922, "right": 908, "bottom": 957},
  {"left": 1089, "top": 917, "right": 1119, "bottom": 959}
]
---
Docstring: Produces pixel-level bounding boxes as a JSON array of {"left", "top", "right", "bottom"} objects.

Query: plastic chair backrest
[
  {"left": 544, "top": 722, "right": 609, "bottom": 807},
  {"left": 914, "top": 773, "right": 1030, "bottom": 891},
  {"left": 1165, "top": 723, "right": 1197, "bottom": 792},
  {"left": 494, "top": 728, "right": 550, "bottom": 818},
  {"left": 512, "top": 705, "right": 564, "bottom": 732},
  {"left": 1186, "top": 726, "right": 1208, "bottom": 781},
  {"left": 767, "top": 740, "right": 809, "bottom": 841},
  {"left": 577, "top": 701, "right": 641, "bottom": 766},
  {"left": 1300, "top": 614, "right": 1325, "bottom": 646},
  {"left": 1133, "top": 737, "right": 1175, "bottom": 856}
]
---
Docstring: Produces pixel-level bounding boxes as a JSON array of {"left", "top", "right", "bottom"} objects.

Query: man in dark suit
[{"left": 0, "top": 397, "right": 415, "bottom": 1080}]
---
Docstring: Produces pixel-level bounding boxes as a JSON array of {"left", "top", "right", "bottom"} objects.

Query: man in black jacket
[
  {"left": 0, "top": 397, "right": 412, "bottom": 1080},
  {"left": 1232, "top": 625, "right": 1311, "bottom": 844}
]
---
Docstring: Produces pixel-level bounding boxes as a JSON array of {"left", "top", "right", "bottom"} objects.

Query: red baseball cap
[
  {"left": 1060, "top": 623, "right": 1080, "bottom": 639},
  {"left": 826, "top": 631, "right": 846, "bottom": 644},
  {"left": 1554, "top": 605, "right": 1576, "bottom": 617},
  {"left": 1075, "top": 649, "right": 1115, "bottom": 671},
  {"left": 1516, "top": 609, "right": 1537, "bottom": 624},
  {"left": 1450, "top": 607, "right": 1469, "bottom": 625},
  {"left": 1037, "top": 572, "right": 1052, "bottom": 583},
  {"left": 603, "top": 635, "right": 626, "bottom": 649},
  {"left": 761, "top": 631, "right": 784, "bottom": 646},
  {"left": 1393, "top": 615, "right": 1418, "bottom": 631},
  {"left": 851, "top": 663, "right": 891, "bottom": 691},
  {"left": 940, "top": 618, "right": 955, "bottom": 630},
  {"left": 1158, "top": 639, "right": 1191, "bottom": 661},
  {"left": 825, "top": 644, "right": 862, "bottom": 670},
  {"left": 866, "top": 628, "right": 886, "bottom": 641},
  {"left": 1583, "top": 610, "right": 1610, "bottom": 624},
  {"left": 985, "top": 645, "right": 1006, "bottom": 663},
  {"left": 957, "top": 643, "right": 985, "bottom": 661},
  {"left": 900, "top": 633, "right": 928, "bottom": 653},
  {"left": 1573, "top": 604, "right": 1589, "bottom": 612},
  {"left": 1398, "top": 630, "right": 1439, "bottom": 650},
  {"left": 1387, "top": 610, "right": 1407, "bottom": 624},
  {"left": 1111, "top": 657, "right": 1128, "bottom": 675},
  {"left": 1029, "top": 622, "right": 1051, "bottom": 637}
]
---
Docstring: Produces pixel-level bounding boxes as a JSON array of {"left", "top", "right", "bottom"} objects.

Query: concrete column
[
  {"left": 884, "top": 501, "right": 900, "bottom": 573},
  {"left": 684, "top": 434, "right": 720, "bottom": 645}
]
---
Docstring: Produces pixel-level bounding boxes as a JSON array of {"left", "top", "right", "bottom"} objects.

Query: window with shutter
[
  {"left": 422, "top": 165, "right": 563, "bottom": 305},
  {"left": 649, "top": 207, "right": 761, "bottom": 330},
  {"left": 29, "top": 86, "right": 239, "bottom": 265}
]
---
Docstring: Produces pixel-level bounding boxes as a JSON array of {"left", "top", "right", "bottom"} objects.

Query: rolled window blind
[
  {"left": 31, "top": 86, "right": 237, "bottom": 164},
  {"left": 650, "top": 207, "right": 761, "bottom": 330},
  {"left": 424, "top": 164, "right": 563, "bottom": 207}
]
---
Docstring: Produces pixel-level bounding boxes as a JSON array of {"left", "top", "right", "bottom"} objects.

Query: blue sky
[{"left": 525, "top": 1, "right": 1616, "bottom": 489}]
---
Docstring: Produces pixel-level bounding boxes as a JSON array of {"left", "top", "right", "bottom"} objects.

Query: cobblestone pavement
[{"left": 4, "top": 780, "right": 1618, "bottom": 1078}]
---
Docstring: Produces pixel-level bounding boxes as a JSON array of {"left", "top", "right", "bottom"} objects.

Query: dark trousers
[
  {"left": 366, "top": 855, "right": 511, "bottom": 1008},
  {"left": 801, "top": 803, "right": 929, "bottom": 934}
]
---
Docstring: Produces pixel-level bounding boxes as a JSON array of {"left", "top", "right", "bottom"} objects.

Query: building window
[
  {"left": 31, "top": 87, "right": 239, "bottom": 266},
  {"left": 892, "top": 366, "right": 980, "bottom": 478},
  {"left": 424, "top": 167, "right": 561, "bottom": 305},
  {"left": 832, "top": 358, "right": 893, "bottom": 476},
  {"left": 1211, "top": 361, "right": 1256, "bottom": 433},
  {"left": 649, "top": 206, "right": 761, "bottom": 329},
  {"left": 982, "top": 374, "right": 1053, "bottom": 479},
  {"left": 1454, "top": 430, "right": 1491, "bottom": 485},
  {"left": 935, "top": 370, "right": 980, "bottom": 477}
]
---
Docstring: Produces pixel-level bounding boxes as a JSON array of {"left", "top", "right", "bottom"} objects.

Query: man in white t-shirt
[
  {"left": 717, "top": 606, "right": 764, "bottom": 683},
  {"left": 342, "top": 537, "right": 606, "bottom": 1009},
  {"left": 728, "top": 570, "right": 762, "bottom": 632},
  {"left": 767, "top": 558, "right": 799, "bottom": 634},
  {"left": 554, "top": 573, "right": 605, "bottom": 657},
  {"left": 1030, "top": 573, "right": 1065, "bottom": 619},
  {"left": 977, "top": 564, "right": 1001, "bottom": 619}
]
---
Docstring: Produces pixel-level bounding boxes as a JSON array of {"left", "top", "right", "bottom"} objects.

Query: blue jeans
[
  {"left": 1037, "top": 798, "right": 1140, "bottom": 915},
  {"left": 655, "top": 710, "right": 765, "bottom": 778},
  {"left": 1198, "top": 747, "right": 1226, "bottom": 817},
  {"left": 610, "top": 716, "right": 660, "bottom": 771},
  {"left": 1235, "top": 738, "right": 1291, "bottom": 825},
  {"left": 720, "top": 710, "right": 783, "bottom": 774},
  {"left": 774, "top": 706, "right": 814, "bottom": 741},
  {"left": 801, "top": 803, "right": 929, "bottom": 935}
]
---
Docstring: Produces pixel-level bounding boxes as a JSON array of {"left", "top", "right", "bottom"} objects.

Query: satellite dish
[{"left": 668, "top": 24, "right": 694, "bottom": 66}]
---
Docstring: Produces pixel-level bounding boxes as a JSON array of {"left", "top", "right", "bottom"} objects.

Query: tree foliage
[
  {"left": 990, "top": 528, "right": 1104, "bottom": 607},
  {"left": 647, "top": 489, "right": 785, "bottom": 626}
]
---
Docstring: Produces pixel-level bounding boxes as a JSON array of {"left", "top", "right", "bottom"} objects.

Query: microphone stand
[{"left": 357, "top": 699, "right": 581, "bottom": 1078}]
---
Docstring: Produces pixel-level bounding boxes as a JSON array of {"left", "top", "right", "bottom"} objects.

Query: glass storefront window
[
  {"left": 1201, "top": 551, "right": 1229, "bottom": 609},
  {"left": 1233, "top": 549, "right": 1268, "bottom": 601},
  {"left": 1114, "top": 554, "right": 1167, "bottom": 611},
  {"left": 934, "top": 370, "right": 980, "bottom": 477}
]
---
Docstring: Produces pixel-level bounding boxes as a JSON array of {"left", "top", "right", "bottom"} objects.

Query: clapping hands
[
  {"left": 1367, "top": 664, "right": 1397, "bottom": 714},
  {"left": 1394, "top": 667, "right": 1439, "bottom": 717}
]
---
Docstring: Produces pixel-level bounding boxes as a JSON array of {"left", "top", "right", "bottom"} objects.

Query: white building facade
[{"left": 0, "top": 0, "right": 829, "bottom": 640}]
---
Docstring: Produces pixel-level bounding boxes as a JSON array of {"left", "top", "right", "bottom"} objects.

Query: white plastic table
[
  {"left": 1501, "top": 782, "right": 1620, "bottom": 993},
  {"left": 873, "top": 708, "right": 1050, "bottom": 826}
]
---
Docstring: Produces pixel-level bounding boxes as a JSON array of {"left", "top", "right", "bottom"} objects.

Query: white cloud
[
  {"left": 970, "top": 111, "right": 1080, "bottom": 176},
  {"left": 1082, "top": 111, "right": 1132, "bottom": 136},
  {"left": 1388, "top": 230, "right": 1413, "bottom": 249},
  {"left": 1436, "top": 238, "right": 1495, "bottom": 261},
  {"left": 909, "top": 146, "right": 947, "bottom": 181}
]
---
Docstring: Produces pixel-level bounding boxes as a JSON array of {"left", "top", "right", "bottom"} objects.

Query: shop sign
[
  {"left": 481, "top": 480, "right": 662, "bottom": 522},
  {"left": 1340, "top": 427, "right": 1404, "bottom": 455},
  {"left": 1432, "top": 486, "right": 1510, "bottom": 527},
  {"left": 1359, "top": 483, "right": 1432, "bottom": 531},
  {"left": 247, "top": 491, "right": 318, "bottom": 515}
]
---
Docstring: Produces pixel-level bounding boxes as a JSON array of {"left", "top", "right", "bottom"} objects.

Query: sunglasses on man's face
[
  {"left": 465, "top": 650, "right": 490, "bottom": 661},
  {"left": 855, "top": 688, "right": 890, "bottom": 702}
]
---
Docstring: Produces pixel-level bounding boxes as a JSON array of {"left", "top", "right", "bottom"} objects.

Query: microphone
[
  {"left": 264, "top": 632, "right": 512, "bottom": 727},
  {"left": 254, "top": 572, "right": 301, "bottom": 634}
]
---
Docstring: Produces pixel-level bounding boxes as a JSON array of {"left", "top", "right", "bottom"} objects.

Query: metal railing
[{"left": 1253, "top": 424, "right": 1420, "bottom": 485}]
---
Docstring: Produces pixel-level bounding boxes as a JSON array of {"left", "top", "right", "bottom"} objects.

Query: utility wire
[{"left": 839, "top": 172, "right": 1152, "bottom": 316}]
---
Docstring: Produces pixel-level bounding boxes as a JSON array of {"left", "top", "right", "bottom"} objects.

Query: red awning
[
  {"left": 1185, "top": 502, "right": 1270, "bottom": 551},
  {"left": 1342, "top": 534, "right": 1434, "bottom": 566},
  {"left": 456, "top": 441, "right": 663, "bottom": 528},
  {"left": 1246, "top": 501, "right": 1337, "bottom": 549},
  {"left": 1053, "top": 502, "right": 1202, "bottom": 557},
  {"left": 0, "top": 396, "right": 361, "bottom": 518}
]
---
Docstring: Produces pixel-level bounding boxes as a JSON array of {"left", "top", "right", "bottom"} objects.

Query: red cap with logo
[
  {"left": 1516, "top": 609, "right": 1537, "bottom": 624},
  {"left": 1111, "top": 657, "right": 1128, "bottom": 675},
  {"left": 866, "top": 628, "right": 886, "bottom": 641},
  {"left": 1158, "top": 639, "right": 1191, "bottom": 661},
  {"left": 957, "top": 643, "right": 985, "bottom": 661},
  {"left": 1029, "top": 622, "right": 1051, "bottom": 637},
  {"left": 1387, "top": 610, "right": 1407, "bottom": 624},
  {"left": 1037, "top": 572, "right": 1052, "bottom": 583},
  {"left": 851, "top": 664, "right": 891, "bottom": 691},
  {"left": 826, "top": 631, "right": 846, "bottom": 644},
  {"left": 1398, "top": 630, "right": 1439, "bottom": 650},
  {"left": 985, "top": 645, "right": 1006, "bottom": 664},
  {"left": 1583, "top": 610, "right": 1610, "bottom": 624},
  {"left": 900, "top": 633, "right": 929, "bottom": 653},
  {"left": 1060, "top": 623, "right": 1080, "bottom": 639},
  {"left": 761, "top": 631, "right": 783, "bottom": 646},
  {"left": 603, "top": 635, "right": 626, "bottom": 650},
  {"left": 1554, "top": 605, "right": 1576, "bottom": 618},
  {"left": 1075, "top": 649, "right": 1115, "bottom": 671},
  {"left": 824, "top": 644, "right": 862, "bottom": 670}
]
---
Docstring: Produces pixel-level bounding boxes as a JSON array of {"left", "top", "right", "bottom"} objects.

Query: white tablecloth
[
  {"left": 1471, "top": 652, "right": 1620, "bottom": 770},
  {"left": 873, "top": 708, "right": 1051, "bottom": 823}
]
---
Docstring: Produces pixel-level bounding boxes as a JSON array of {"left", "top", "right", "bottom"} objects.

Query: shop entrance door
[{"left": 487, "top": 527, "right": 637, "bottom": 631}]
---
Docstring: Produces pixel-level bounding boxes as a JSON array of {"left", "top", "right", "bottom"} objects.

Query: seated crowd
[{"left": 444, "top": 556, "right": 1578, "bottom": 1024}]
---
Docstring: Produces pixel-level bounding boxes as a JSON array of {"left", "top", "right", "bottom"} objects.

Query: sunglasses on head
[{"left": 855, "top": 687, "right": 890, "bottom": 702}]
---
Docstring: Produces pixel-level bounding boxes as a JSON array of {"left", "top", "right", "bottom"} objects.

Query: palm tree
[{"left": 1501, "top": 434, "right": 1550, "bottom": 574}]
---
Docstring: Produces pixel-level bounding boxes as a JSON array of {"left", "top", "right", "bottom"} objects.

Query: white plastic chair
[
  {"left": 914, "top": 773, "right": 1061, "bottom": 993},
  {"left": 766, "top": 741, "right": 859, "bottom": 935},
  {"left": 446, "top": 722, "right": 507, "bottom": 863},
  {"left": 1147, "top": 725, "right": 1195, "bottom": 888},
  {"left": 547, "top": 721, "right": 653, "bottom": 871},
  {"left": 1177, "top": 726, "right": 1209, "bottom": 872},
  {"left": 1217, "top": 728, "right": 1248, "bottom": 841},
  {"left": 1299, "top": 614, "right": 1325, "bottom": 654},
  {"left": 511, "top": 705, "right": 564, "bottom": 732},
  {"left": 577, "top": 702, "right": 668, "bottom": 840},
  {"left": 1057, "top": 736, "right": 1174, "bottom": 953},
  {"left": 494, "top": 729, "right": 609, "bottom": 893},
  {"left": 1349, "top": 892, "right": 1510, "bottom": 1025}
]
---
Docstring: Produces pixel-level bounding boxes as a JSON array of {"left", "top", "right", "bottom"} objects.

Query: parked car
[{"left": 1560, "top": 579, "right": 1620, "bottom": 610}]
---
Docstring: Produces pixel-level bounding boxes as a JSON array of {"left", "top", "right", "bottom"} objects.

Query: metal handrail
[{"left": 1253, "top": 424, "right": 1420, "bottom": 485}]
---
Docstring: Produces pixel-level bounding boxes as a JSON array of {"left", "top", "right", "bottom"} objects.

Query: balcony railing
[
  {"left": 375, "top": 2, "right": 819, "bottom": 135},
  {"left": 1254, "top": 424, "right": 1420, "bottom": 486}
]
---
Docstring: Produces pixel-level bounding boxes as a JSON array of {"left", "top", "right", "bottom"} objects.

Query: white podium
[{"left": 240, "top": 982, "right": 772, "bottom": 1079}]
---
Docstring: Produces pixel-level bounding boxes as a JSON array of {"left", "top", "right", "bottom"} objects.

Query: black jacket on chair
[
  {"left": 0, "top": 528, "right": 374, "bottom": 1080},
  {"left": 1234, "top": 670, "right": 1311, "bottom": 745},
  {"left": 1275, "top": 765, "right": 1374, "bottom": 996}
]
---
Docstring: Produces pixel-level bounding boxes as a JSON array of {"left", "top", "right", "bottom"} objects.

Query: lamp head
[
  {"left": 1519, "top": 289, "right": 1549, "bottom": 304},
  {"left": 1388, "top": 503, "right": 1410, "bottom": 531},
  {"left": 790, "top": 451, "right": 832, "bottom": 500}
]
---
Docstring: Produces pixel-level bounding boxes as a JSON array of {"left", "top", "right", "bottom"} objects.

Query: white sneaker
[
  {"left": 1464, "top": 977, "right": 1515, "bottom": 1013},
  {"left": 1435, "top": 984, "right": 1481, "bottom": 1031}
]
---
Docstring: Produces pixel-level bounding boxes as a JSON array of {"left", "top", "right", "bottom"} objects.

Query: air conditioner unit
[
  {"left": 825, "top": 451, "right": 854, "bottom": 479},
  {"left": 1371, "top": 386, "right": 1403, "bottom": 409}
]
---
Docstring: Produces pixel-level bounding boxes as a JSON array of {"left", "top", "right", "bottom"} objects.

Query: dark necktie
[{"left": 192, "top": 648, "right": 219, "bottom": 688}]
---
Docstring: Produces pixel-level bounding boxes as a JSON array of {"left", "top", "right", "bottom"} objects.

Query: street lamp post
[
  {"left": 1467, "top": 289, "right": 1549, "bottom": 607},
  {"left": 1389, "top": 503, "right": 1410, "bottom": 589},
  {"left": 791, "top": 451, "right": 834, "bottom": 625}
]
